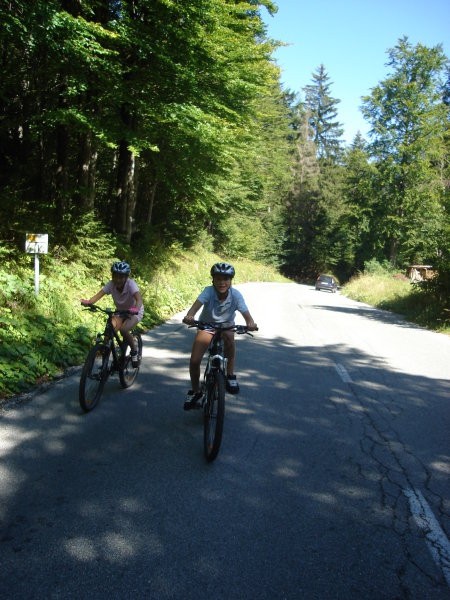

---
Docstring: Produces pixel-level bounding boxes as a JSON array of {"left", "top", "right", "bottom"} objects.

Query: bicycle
[
  {"left": 187, "top": 320, "right": 256, "bottom": 462},
  {"left": 79, "top": 304, "right": 143, "bottom": 412}
]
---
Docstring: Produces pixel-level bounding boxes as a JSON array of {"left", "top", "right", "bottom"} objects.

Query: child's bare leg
[
  {"left": 119, "top": 316, "right": 139, "bottom": 352},
  {"left": 189, "top": 330, "right": 212, "bottom": 392},
  {"left": 223, "top": 331, "right": 235, "bottom": 376}
]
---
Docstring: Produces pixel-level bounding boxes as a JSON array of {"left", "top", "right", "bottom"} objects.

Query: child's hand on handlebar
[
  {"left": 183, "top": 315, "right": 196, "bottom": 325},
  {"left": 80, "top": 299, "right": 91, "bottom": 306},
  {"left": 128, "top": 306, "right": 139, "bottom": 315}
]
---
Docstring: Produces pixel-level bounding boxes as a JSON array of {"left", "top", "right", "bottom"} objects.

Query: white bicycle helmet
[{"left": 111, "top": 261, "right": 131, "bottom": 275}]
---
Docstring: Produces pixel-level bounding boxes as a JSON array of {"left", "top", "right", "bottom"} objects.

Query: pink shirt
[{"left": 102, "top": 278, "right": 144, "bottom": 320}]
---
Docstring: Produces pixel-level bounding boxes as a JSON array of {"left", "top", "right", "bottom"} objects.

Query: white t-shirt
[{"left": 197, "top": 286, "right": 248, "bottom": 326}]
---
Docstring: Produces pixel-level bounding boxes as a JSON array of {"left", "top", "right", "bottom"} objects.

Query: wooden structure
[{"left": 407, "top": 265, "right": 435, "bottom": 282}]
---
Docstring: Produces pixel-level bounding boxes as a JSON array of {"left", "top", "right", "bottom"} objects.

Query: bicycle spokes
[{"left": 79, "top": 344, "right": 109, "bottom": 412}]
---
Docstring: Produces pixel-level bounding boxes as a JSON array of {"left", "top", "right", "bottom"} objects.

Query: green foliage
[
  {"left": 363, "top": 258, "right": 396, "bottom": 275},
  {"left": 55, "top": 212, "right": 118, "bottom": 277},
  {"left": 361, "top": 37, "right": 448, "bottom": 266},
  {"left": 214, "top": 213, "right": 270, "bottom": 260},
  {"left": 0, "top": 0, "right": 288, "bottom": 252}
]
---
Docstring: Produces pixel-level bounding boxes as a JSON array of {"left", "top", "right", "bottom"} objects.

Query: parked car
[{"left": 315, "top": 274, "right": 337, "bottom": 293}]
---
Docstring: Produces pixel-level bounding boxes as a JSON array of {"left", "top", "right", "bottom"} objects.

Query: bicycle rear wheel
[
  {"left": 79, "top": 343, "right": 110, "bottom": 412},
  {"left": 203, "top": 371, "right": 225, "bottom": 462},
  {"left": 119, "top": 331, "right": 143, "bottom": 388}
]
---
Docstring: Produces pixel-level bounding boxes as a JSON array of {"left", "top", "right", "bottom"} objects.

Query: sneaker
[
  {"left": 226, "top": 375, "right": 239, "bottom": 394},
  {"left": 130, "top": 350, "right": 140, "bottom": 368},
  {"left": 184, "top": 390, "right": 203, "bottom": 411}
]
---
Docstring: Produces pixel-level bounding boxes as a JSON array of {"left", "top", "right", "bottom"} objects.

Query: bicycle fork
[{"left": 203, "top": 354, "right": 227, "bottom": 402}]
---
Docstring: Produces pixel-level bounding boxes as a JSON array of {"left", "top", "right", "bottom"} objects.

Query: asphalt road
[{"left": 1, "top": 282, "right": 449, "bottom": 599}]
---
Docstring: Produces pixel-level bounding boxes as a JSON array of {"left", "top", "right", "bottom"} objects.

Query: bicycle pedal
[{"left": 183, "top": 399, "right": 203, "bottom": 411}]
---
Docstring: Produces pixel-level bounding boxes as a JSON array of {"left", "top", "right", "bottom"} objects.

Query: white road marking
[
  {"left": 404, "top": 487, "right": 450, "bottom": 587},
  {"left": 335, "top": 363, "right": 353, "bottom": 383}
]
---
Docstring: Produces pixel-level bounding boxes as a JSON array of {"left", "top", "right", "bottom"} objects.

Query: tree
[
  {"left": 340, "top": 133, "right": 379, "bottom": 273},
  {"left": 361, "top": 37, "right": 449, "bottom": 266},
  {"left": 281, "top": 67, "right": 346, "bottom": 279},
  {"left": 303, "top": 64, "right": 344, "bottom": 161},
  {"left": 281, "top": 102, "right": 322, "bottom": 278}
]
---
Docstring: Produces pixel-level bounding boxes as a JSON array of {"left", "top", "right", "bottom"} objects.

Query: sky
[{"left": 261, "top": 0, "right": 450, "bottom": 144}]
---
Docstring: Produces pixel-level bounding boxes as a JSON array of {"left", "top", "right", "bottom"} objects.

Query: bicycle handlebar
[
  {"left": 187, "top": 320, "right": 258, "bottom": 336},
  {"left": 81, "top": 303, "right": 134, "bottom": 318}
]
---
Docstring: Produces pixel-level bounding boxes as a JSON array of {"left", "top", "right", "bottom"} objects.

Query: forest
[{"left": 1, "top": 0, "right": 449, "bottom": 288}]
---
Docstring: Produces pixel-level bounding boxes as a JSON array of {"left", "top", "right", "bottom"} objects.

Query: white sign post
[{"left": 25, "top": 233, "right": 48, "bottom": 295}]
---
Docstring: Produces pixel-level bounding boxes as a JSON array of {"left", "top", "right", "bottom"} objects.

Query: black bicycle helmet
[
  {"left": 111, "top": 261, "right": 131, "bottom": 275},
  {"left": 210, "top": 262, "right": 235, "bottom": 278}
]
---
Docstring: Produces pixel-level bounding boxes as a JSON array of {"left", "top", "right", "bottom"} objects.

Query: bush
[{"left": 363, "top": 258, "right": 396, "bottom": 276}]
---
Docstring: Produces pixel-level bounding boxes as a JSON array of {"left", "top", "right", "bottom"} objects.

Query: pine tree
[{"left": 303, "top": 64, "right": 344, "bottom": 161}]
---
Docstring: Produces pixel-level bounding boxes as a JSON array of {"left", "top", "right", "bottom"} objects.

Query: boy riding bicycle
[
  {"left": 81, "top": 261, "right": 144, "bottom": 368},
  {"left": 182, "top": 262, "right": 257, "bottom": 410}
]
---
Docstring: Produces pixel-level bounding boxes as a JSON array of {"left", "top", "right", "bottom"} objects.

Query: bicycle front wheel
[
  {"left": 119, "top": 331, "right": 143, "bottom": 388},
  {"left": 203, "top": 371, "right": 225, "bottom": 462},
  {"left": 79, "top": 343, "right": 110, "bottom": 412}
]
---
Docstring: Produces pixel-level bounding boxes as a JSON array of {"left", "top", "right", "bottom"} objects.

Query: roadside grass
[{"left": 342, "top": 272, "right": 450, "bottom": 335}]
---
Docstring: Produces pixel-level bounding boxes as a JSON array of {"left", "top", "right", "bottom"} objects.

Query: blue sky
[{"left": 262, "top": 0, "right": 450, "bottom": 144}]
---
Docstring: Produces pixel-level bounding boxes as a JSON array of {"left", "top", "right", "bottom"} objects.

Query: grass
[{"left": 342, "top": 272, "right": 450, "bottom": 335}]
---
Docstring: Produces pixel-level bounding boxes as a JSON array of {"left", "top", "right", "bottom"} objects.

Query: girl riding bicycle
[
  {"left": 182, "top": 262, "right": 257, "bottom": 410},
  {"left": 81, "top": 261, "right": 144, "bottom": 367}
]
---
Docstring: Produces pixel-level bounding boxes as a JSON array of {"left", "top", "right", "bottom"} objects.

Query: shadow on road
[{"left": 0, "top": 318, "right": 449, "bottom": 598}]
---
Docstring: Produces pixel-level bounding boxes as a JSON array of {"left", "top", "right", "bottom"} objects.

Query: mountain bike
[
  {"left": 79, "top": 304, "right": 143, "bottom": 412},
  {"left": 188, "top": 320, "right": 256, "bottom": 462}
]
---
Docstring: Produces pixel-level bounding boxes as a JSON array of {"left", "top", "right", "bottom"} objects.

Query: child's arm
[
  {"left": 183, "top": 299, "right": 203, "bottom": 324},
  {"left": 132, "top": 290, "right": 143, "bottom": 310},
  {"left": 241, "top": 310, "right": 257, "bottom": 331},
  {"left": 81, "top": 289, "right": 105, "bottom": 305}
]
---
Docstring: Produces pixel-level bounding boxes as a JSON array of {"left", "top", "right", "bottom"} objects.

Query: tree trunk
[
  {"left": 145, "top": 180, "right": 158, "bottom": 225},
  {"left": 114, "top": 139, "right": 136, "bottom": 242},
  {"left": 77, "top": 131, "right": 97, "bottom": 212},
  {"left": 55, "top": 123, "right": 69, "bottom": 227},
  {"left": 389, "top": 237, "right": 399, "bottom": 266}
]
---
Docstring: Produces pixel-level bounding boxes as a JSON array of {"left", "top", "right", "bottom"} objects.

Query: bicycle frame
[
  {"left": 203, "top": 329, "right": 228, "bottom": 383},
  {"left": 96, "top": 311, "right": 127, "bottom": 373}
]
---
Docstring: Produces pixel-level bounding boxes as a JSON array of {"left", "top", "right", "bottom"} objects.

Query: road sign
[
  {"left": 25, "top": 233, "right": 48, "bottom": 254},
  {"left": 25, "top": 233, "right": 49, "bottom": 295}
]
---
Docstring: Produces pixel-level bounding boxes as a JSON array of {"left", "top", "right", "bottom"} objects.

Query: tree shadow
[{"left": 0, "top": 323, "right": 449, "bottom": 598}]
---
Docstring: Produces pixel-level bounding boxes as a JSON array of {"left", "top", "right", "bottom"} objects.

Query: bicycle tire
[
  {"left": 203, "top": 370, "right": 225, "bottom": 462},
  {"left": 79, "top": 343, "right": 110, "bottom": 412},
  {"left": 119, "top": 331, "right": 143, "bottom": 388}
]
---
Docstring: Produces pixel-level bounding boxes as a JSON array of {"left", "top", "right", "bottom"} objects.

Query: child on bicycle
[
  {"left": 182, "top": 262, "right": 257, "bottom": 410},
  {"left": 81, "top": 261, "right": 144, "bottom": 368}
]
